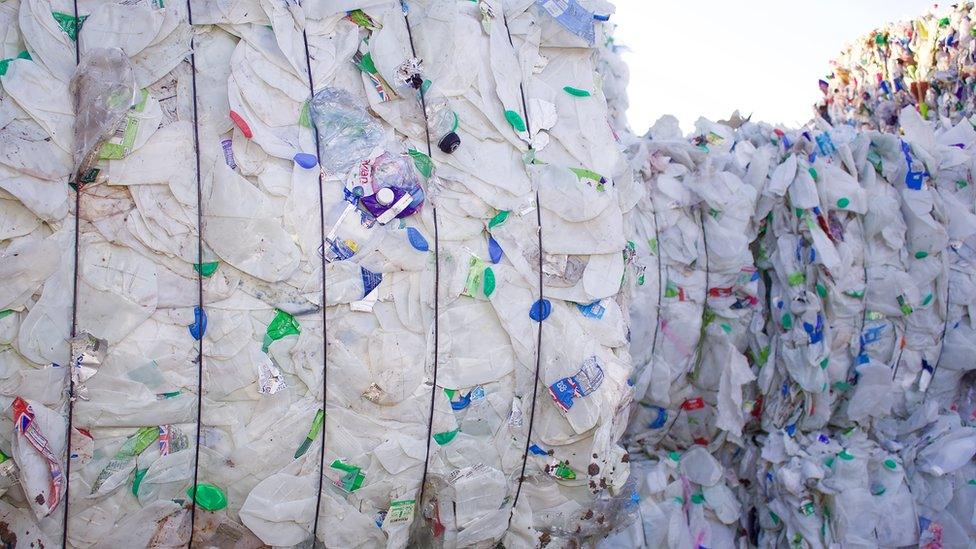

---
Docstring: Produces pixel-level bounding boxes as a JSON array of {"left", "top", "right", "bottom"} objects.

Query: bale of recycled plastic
[{"left": 0, "top": 0, "right": 638, "bottom": 547}]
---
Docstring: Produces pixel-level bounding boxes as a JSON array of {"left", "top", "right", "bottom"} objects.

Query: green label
[{"left": 52, "top": 12, "right": 88, "bottom": 41}]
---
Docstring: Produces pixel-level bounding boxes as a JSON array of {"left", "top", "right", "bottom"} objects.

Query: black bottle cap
[{"left": 438, "top": 132, "right": 460, "bottom": 154}]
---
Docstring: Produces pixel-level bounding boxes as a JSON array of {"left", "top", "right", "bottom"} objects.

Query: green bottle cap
[
  {"left": 187, "top": 483, "right": 228, "bottom": 511},
  {"left": 836, "top": 197, "right": 850, "bottom": 208},
  {"left": 883, "top": 459, "right": 897, "bottom": 470}
]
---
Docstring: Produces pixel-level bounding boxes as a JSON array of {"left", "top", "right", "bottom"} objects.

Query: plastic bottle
[{"left": 425, "top": 90, "right": 461, "bottom": 154}]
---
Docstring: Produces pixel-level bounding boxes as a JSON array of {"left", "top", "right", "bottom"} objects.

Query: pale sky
[{"left": 612, "top": 0, "right": 938, "bottom": 134}]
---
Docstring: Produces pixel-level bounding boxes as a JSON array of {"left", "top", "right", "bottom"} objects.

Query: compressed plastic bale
[
  {"left": 613, "top": 106, "right": 976, "bottom": 547},
  {"left": 0, "top": 0, "right": 635, "bottom": 546},
  {"left": 818, "top": 3, "right": 976, "bottom": 131}
]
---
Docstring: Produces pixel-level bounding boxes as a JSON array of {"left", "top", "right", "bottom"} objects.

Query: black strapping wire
[
  {"left": 62, "top": 0, "right": 82, "bottom": 545},
  {"left": 924, "top": 254, "right": 953, "bottom": 396},
  {"left": 646, "top": 187, "right": 664, "bottom": 387},
  {"left": 501, "top": 11, "right": 544, "bottom": 525},
  {"left": 185, "top": 0, "right": 207, "bottom": 541},
  {"left": 401, "top": 1, "right": 442, "bottom": 517},
  {"left": 299, "top": 19, "right": 330, "bottom": 542},
  {"left": 691, "top": 206, "right": 710, "bottom": 378}
]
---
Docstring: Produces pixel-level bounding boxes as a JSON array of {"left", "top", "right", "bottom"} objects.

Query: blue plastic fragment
[
  {"left": 407, "top": 227, "right": 429, "bottom": 251},
  {"left": 487, "top": 236, "right": 503, "bottom": 264},
  {"left": 189, "top": 306, "right": 207, "bottom": 340},
  {"left": 361, "top": 267, "right": 383, "bottom": 297},
  {"left": 529, "top": 299, "right": 552, "bottom": 322},
  {"left": 450, "top": 391, "right": 472, "bottom": 411},
  {"left": 293, "top": 152, "right": 318, "bottom": 169},
  {"left": 649, "top": 406, "right": 668, "bottom": 429},
  {"left": 529, "top": 444, "right": 548, "bottom": 456}
]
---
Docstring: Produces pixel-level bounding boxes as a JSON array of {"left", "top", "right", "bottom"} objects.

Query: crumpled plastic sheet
[
  {"left": 603, "top": 97, "right": 976, "bottom": 547},
  {"left": 818, "top": 2, "right": 976, "bottom": 132},
  {"left": 0, "top": 0, "right": 639, "bottom": 547}
]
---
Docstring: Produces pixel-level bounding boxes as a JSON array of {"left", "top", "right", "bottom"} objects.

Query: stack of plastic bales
[
  {"left": 1, "top": 0, "right": 641, "bottom": 546},
  {"left": 818, "top": 2, "right": 976, "bottom": 131},
  {"left": 605, "top": 100, "right": 976, "bottom": 547}
]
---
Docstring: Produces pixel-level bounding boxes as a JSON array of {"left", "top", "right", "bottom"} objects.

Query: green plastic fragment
[
  {"left": 757, "top": 346, "right": 771, "bottom": 367},
  {"left": 463, "top": 257, "right": 487, "bottom": 297},
  {"left": 668, "top": 451, "right": 681, "bottom": 462},
  {"left": 263, "top": 309, "right": 301, "bottom": 352},
  {"left": 569, "top": 167, "right": 604, "bottom": 182},
  {"left": 483, "top": 267, "right": 496, "bottom": 297},
  {"left": 421, "top": 79, "right": 432, "bottom": 94},
  {"left": 347, "top": 9, "right": 378, "bottom": 29},
  {"left": 444, "top": 388, "right": 457, "bottom": 400},
  {"left": 563, "top": 86, "right": 591, "bottom": 97},
  {"left": 820, "top": 357, "right": 829, "bottom": 370},
  {"left": 838, "top": 450, "right": 854, "bottom": 461},
  {"left": 720, "top": 323, "right": 732, "bottom": 334},
  {"left": 408, "top": 149, "right": 433, "bottom": 178},
  {"left": 132, "top": 467, "right": 148, "bottom": 496},
  {"left": 815, "top": 283, "right": 827, "bottom": 298},
  {"left": 808, "top": 167, "right": 818, "bottom": 181},
  {"left": 553, "top": 461, "right": 576, "bottom": 480},
  {"left": 193, "top": 261, "right": 219, "bottom": 277},
  {"left": 0, "top": 51, "right": 31, "bottom": 77},
  {"left": 832, "top": 381, "right": 852, "bottom": 391},
  {"left": 356, "top": 51, "right": 378, "bottom": 74},
  {"left": 968, "top": 479, "right": 976, "bottom": 486},
  {"left": 331, "top": 460, "right": 366, "bottom": 492},
  {"left": 648, "top": 238, "right": 658, "bottom": 254},
  {"left": 52, "top": 12, "right": 88, "bottom": 41},
  {"left": 781, "top": 313, "right": 793, "bottom": 329},
  {"left": 957, "top": 180, "right": 968, "bottom": 189},
  {"left": 294, "top": 409, "right": 325, "bottom": 459},
  {"left": 825, "top": 456, "right": 835, "bottom": 468},
  {"left": 836, "top": 197, "right": 850, "bottom": 208},
  {"left": 665, "top": 281, "right": 679, "bottom": 298},
  {"left": 897, "top": 295, "right": 914, "bottom": 316},
  {"left": 914, "top": 251, "right": 928, "bottom": 259},
  {"left": 922, "top": 293, "right": 934, "bottom": 306},
  {"left": 118, "top": 427, "right": 160, "bottom": 458},
  {"left": 799, "top": 500, "right": 815, "bottom": 516},
  {"left": 794, "top": 207, "right": 804, "bottom": 217},
  {"left": 187, "top": 483, "right": 228, "bottom": 511},
  {"left": 433, "top": 429, "right": 459, "bottom": 445},
  {"left": 0, "top": 310, "right": 13, "bottom": 320},
  {"left": 884, "top": 459, "right": 897, "bottom": 470},
  {"left": 787, "top": 271, "right": 806, "bottom": 286},
  {"left": 691, "top": 493, "right": 705, "bottom": 504},
  {"left": 488, "top": 210, "right": 509, "bottom": 229},
  {"left": 504, "top": 110, "right": 526, "bottom": 132},
  {"left": 770, "top": 511, "right": 781, "bottom": 524},
  {"left": 299, "top": 101, "right": 312, "bottom": 129}
]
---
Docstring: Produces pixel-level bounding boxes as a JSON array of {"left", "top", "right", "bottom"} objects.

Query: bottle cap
[
  {"left": 438, "top": 131, "right": 460, "bottom": 153},
  {"left": 376, "top": 188, "right": 395, "bottom": 205},
  {"left": 187, "top": 483, "right": 227, "bottom": 511}
]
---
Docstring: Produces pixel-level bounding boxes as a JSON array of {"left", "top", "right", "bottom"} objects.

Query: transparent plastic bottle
[{"left": 425, "top": 90, "right": 461, "bottom": 154}]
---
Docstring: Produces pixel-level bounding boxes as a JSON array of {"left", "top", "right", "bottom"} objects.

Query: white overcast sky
[{"left": 612, "top": 0, "right": 938, "bottom": 134}]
